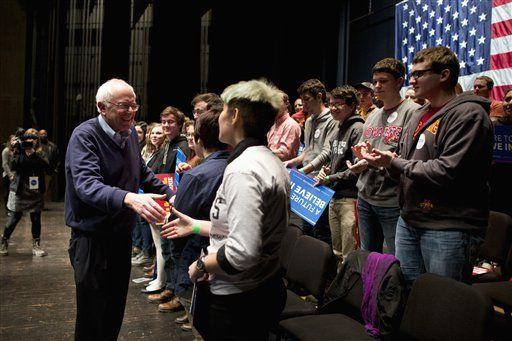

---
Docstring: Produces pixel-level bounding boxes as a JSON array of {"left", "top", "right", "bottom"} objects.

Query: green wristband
[
  {"left": 325, "top": 175, "right": 330, "bottom": 183},
  {"left": 192, "top": 223, "right": 200, "bottom": 234}
]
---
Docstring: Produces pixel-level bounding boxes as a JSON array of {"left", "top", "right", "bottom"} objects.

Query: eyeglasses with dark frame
[
  {"left": 408, "top": 69, "right": 436, "bottom": 80},
  {"left": 329, "top": 102, "right": 348, "bottom": 110},
  {"left": 107, "top": 101, "right": 140, "bottom": 111}
]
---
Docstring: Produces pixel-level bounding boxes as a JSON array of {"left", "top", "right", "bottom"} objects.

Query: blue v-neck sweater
[{"left": 65, "top": 117, "right": 173, "bottom": 235}]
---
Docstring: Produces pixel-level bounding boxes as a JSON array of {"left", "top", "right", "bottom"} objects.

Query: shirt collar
[
  {"left": 98, "top": 114, "right": 116, "bottom": 138},
  {"left": 98, "top": 115, "right": 132, "bottom": 148},
  {"left": 275, "top": 112, "right": 290, "bottom": 125}
]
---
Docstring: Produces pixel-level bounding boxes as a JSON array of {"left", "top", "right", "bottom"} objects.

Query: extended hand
[
  {"left": 351, "top": 141, "right": 372, "bottom": 160},
  {"left": 124, "top": 192, "right": 166, "bottom": 223},
  {"left": 161, "top": 207, "right": 194, "bottom": 239},
  {"left": 176, "top": 162, "right": 192, "bottom": 173},
  {"left": 362, "top": 149, "right": 397, "bottom": 168},
  {"left": 283, "top": 159, "right": 296, "bottom": 168},
  {"left": 346, "top": 159, "right": 369, "bottom": 174}
]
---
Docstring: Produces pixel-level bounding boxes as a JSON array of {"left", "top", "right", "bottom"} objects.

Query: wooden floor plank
[{"left": 0, "top": 202, "right": 195, "bottom": 340}]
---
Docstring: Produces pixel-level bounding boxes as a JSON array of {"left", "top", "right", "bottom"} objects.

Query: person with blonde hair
[{"left": 163, "top": 79, "right": 289, "bottom": 339}]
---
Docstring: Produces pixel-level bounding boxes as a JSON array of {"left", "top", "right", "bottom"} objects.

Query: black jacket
[
  {"left": 324, "top": 250, "right": 406, "bottom": 338},
  {"left": 391, "top": 93, "right": 494, "bottom": 230},
  {"left": 328, "top": 115, "right": 364, "bottom": 199},
  {"left": 10, "top": 151, "right": 53, "bottom": 194},
  {"left": 152, "top": 135, "right": 190, "bottom": 174}
]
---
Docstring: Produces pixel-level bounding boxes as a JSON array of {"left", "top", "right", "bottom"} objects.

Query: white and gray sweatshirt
[{"left": 207, "top": 145, "right": 290, "bottom": 295}]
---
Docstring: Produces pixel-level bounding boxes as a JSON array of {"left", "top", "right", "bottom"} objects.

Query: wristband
[
  {"left": 192, "top": 223, "right": 200, "bottom": 234},
  {"left": 324, "top": 175, "right": 330, "bottom": 183}
]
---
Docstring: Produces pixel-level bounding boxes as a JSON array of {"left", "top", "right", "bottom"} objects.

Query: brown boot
[
  {"left": 147, "top": 289, "right": 173, "bottom": 304},
  {"left": 158, "top": 296, "right": 183, "bottom": 312}
]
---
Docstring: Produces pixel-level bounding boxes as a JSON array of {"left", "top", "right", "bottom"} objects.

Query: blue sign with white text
[
  {"left": 493, "top": 125, "right": 512, "bottom": 163},
  {"left": 174, "top": 148, "right": 187, "bottom": 188},
  {"left": 289, "top": 169, "right": 335, "bottom": 226}
]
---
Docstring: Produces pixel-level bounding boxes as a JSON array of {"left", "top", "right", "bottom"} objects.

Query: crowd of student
[
  {"left": 122, "top": 46, "right": 510, "bottom": 338},
  {"left": 3, "top": 45, "right": 512, "bottom": 340}
]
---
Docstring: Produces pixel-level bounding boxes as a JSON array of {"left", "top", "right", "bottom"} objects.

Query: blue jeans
[
  {"left": 301, "top": 208, "right": 332, "bottom": 246},
  {"left": 132, "top": 215, "right": 152, "bottom": 252},
  {"left": 395, "top": 217, "right": 473, "bottom": 287},
  {"left": 161, "top": 236, "right": 176, "bottom": 291},
  {"left": 357, "top": 196, "right": 399, "bottom": 255}
]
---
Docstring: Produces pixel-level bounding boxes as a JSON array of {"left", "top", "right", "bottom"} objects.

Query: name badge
[{"left": 29, "top": 176, "right": 39, "bottom": 190}]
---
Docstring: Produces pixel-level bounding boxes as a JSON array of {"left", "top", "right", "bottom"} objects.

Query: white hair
[
  {"left": 95, "top": 78, "right": 135, "bottom": 113},
  {"left": 220, "top": 79, "right": 282, "bottom": 112}
]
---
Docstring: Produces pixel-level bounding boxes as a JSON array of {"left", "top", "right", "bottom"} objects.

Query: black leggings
[{"left": 3, "top": 211, "right": 41, "bottom": 239}]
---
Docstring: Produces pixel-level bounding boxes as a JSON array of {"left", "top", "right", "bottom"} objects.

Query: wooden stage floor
[{"left": 0, "top": 202, "right": 195, "bottom": 340}]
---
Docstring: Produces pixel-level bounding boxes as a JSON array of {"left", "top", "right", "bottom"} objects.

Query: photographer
[
  {"left": 0, "top": 129, "right": 53, "bottom": 257},
  {"left": 2, "top": 135, "right": 16, "bottom": 214}
]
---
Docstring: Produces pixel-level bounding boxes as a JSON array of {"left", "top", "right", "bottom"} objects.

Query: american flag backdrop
[{"left": 395, "top": 0, "right": 512, "bottom": 101}]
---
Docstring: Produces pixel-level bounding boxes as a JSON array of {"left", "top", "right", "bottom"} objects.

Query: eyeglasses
[
  {"left": 329, "top": 102, "right": 348, "bottom": 110},
  {"left": 408, "top": 69, "right": 435, "bottom": 80},
  {"left": 107, "top": 101, "right": 140, "bottom": 111}
]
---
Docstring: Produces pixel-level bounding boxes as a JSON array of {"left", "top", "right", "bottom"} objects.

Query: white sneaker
[{"left": 32, "top": 239, "right": 47, "bottom": 257}]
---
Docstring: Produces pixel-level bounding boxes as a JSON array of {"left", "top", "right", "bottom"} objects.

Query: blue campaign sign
[
  {"left": 173, "top": 148, "right": 187, "bottom": 188},
  {"left": 289, "top": 169, "right": 335, "bottom": 226},
  {"left": 493, "top": 125, "right": 512, "bottom": 163}
]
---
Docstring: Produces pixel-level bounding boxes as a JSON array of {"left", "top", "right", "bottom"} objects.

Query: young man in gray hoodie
[
  {"left": 360, "top": 47, "right": 493, "bottom": 285},
  {"left": 284, "top": 79, "right": 338, "bottom": 244},
  {"left": 352, "top": 58, "right": 420, "bottom": 255},
  {"left": 301, "top": 85, "right": 364, "bottom": 263}
]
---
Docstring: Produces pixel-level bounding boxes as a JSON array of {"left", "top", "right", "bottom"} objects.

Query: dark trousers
[
  {"left": 68, "top": 230, "right": 132, "bottom": 341},
  {"left": 3, "top": 211, "right": 41, "bottom": 239},
  {"left": 2, "top": 176, "right": 9, "bottom": 211},
  {"left": 301, "top": 208, "right": 332, "bottom": 246},
  {"left": 206, "top": 274, "right": 286, "bottom": 341}
]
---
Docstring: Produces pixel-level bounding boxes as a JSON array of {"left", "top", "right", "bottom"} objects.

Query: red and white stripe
[{"left": 459, "top": 0, "right": 512, "bottom": 101}]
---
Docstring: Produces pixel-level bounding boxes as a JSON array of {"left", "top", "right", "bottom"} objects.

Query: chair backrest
[
  {"left": 480, "top": 211, "right": 512, "bottom": 264},
  {"left": 286, "top": 235, "right": 336, "bottom": 303},
  {"left": 279, "top": 223, "right": 303, "bottom": 274},
  {"left": 400, "top": 273, "right": 493, "bottom": 341}
]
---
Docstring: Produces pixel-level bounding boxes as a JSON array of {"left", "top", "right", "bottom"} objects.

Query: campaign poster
[
  {"left": 174, "top": 148, "right": 187, "bottom": 189},
  {"left": 493, "top": 125, "right": 512, "bottom": 163},
  {"left": 155, "top": 173, "right": 174, "bottom": 225},
  {"left": 289, "top": 169, "right": 335, "bottom": 226}
]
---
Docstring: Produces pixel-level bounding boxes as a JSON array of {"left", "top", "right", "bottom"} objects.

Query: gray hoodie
[
  {"left": 302, "top": 108, "right": 339, "bottom": 169},
  {"left": 356, "top": 99, "right": 420, "bottom": 207}
]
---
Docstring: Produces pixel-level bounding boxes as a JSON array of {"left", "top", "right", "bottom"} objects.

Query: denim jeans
[
  {"left": 395, "top": 216, "right": 473, "bottom": 287},
  {"left": 132, "top": 215, "right": 152, "bottom": 252},
  {"left": 301, "top": 208, "right": 332, "bottom": 246},
  {"left": 357, "top": 196, "right": 399, "bottom": 255},
  {"left": 161, "top": 236, "right": 176, "bottom": 291}
]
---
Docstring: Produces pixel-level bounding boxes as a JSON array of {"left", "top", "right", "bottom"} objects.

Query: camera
[{"left": 12, "top": 131, "right": 38, "bottom": 153}]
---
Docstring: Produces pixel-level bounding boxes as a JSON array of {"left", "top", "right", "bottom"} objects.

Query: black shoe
[{"left": 140, "top": 286, "right": 165, "bottom": 295}]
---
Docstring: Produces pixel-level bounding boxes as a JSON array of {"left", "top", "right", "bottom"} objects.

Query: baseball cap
[{"left": 355, "top": 82, "right": 375, "bottom": 92}]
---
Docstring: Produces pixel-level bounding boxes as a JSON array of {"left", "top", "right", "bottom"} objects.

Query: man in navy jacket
[{"left": 65, "top": 78, "right": 173, "bottom": 340}]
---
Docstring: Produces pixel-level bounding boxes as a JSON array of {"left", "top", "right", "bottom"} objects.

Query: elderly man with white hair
[{"left": 65, "top": 78, "right": 174, "bottom": 340}]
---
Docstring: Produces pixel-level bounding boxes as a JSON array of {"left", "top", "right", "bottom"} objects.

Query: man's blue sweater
[{"left": 65, "top": 117, "right": 173, "bottom": 235}]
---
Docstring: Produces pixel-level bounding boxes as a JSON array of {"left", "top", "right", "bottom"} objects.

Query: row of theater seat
[{"left": 275, "top": 211, "right": 512, "bottom": 340}]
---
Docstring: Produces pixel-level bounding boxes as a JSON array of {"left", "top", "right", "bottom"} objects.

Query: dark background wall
[
  {"left": 347, "top": 0, "right": 397, "bottom": 84},
  {"left": 0, "top": 0, "right": 27, "bottom": 143},
  {"left": 0, "top": 0, "right": 398, "bottom": 199}
]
